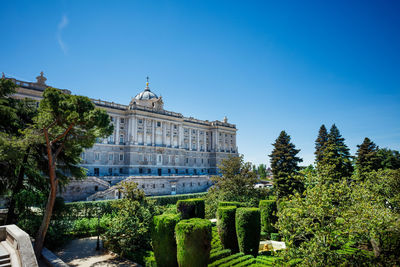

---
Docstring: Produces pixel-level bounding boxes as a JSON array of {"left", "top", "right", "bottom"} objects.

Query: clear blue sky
[{"left": 1, "top": 0, "right": 399, "bottom": 166}]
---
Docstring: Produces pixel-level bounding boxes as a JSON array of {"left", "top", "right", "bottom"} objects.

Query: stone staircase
[{"left": 0, "top": 242, "right": 11, "bottom": 267}]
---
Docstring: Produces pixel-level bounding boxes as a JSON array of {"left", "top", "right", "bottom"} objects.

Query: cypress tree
[
  {"left": 318, "top": 124, "right": 353, "bottom": 182},
  {"left": 356, "top": 137, "right": 381, "bottom": 179},
  {"left": 269, "top": 131, "right": 303, "bottom": 199},
  {"left": 315, "top": 124, "right": 328, "bottom": 166}
]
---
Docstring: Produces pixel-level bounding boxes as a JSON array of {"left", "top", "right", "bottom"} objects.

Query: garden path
[{"left": 55, "top": 237, "right": 139, "bottom": 267}]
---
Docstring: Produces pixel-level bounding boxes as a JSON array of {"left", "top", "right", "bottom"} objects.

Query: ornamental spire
[{"left": 145, "top": 76, "right": 150, "bottom": 91}]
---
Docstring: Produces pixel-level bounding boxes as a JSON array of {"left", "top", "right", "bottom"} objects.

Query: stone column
[
  {"left": 178, "top": 124, "right": 183, "bottom": 148},
  {"left": 197, "top": 129, "right": 200, "bottom": 151},
  {"left": 203, "top": 131, "right": 206, "bottom": 151},
  {"left": 144, "top": 118, "right": 147, "bottom": 145},
  {"left": 133, "top": 117, "right": 137, "bottom": 145},
  {"left": 152, "top": 120, "right": 155, "bottom": 146},
  {"left": 162, "top": 121, "right": 166, "bottom": 146},
  {"left": 115, "top": 117, "right": 120, "bottom": 145},
  {"left": 189, "top": 128, "right": 192, "bottom": 150},
  {"left": 127, "top": 117, "right": 131, "bottom": 144},
  {"left": 170, "top": 123, "right": 173, "bottom": 147}
]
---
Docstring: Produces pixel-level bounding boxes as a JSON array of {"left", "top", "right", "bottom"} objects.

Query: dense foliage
[
  {"left": 151, "top": 213, "right": 180, "bottom": 267},
  {"left": 176, "top": 198, "right": 205, "bottom": 219},
  {"left": 175, "top": 218, "right": 212, "bottom": 267},
  {"left": 259, "top": 200, "right": 277, "bottom": 236},
  {"left": 102, "top": 181, "right": 161, "bottom": 264},
  {"left": 205, "top": 155, "right": 268, "bottom": 218},
  {"left": 235, "top": 207, "right": 261, "bottom": 257},
  {"left": 217, "top": 205, "right": 239, "bottom": 253}
]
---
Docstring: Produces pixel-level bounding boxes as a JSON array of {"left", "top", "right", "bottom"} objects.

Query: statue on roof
[{"left": 36, "top": 71, "right": 47, "bottom": 85}]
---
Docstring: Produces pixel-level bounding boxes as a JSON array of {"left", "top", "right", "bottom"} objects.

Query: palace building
[{"left": 6, "top": 72, "right": 238, "bottom": 197}]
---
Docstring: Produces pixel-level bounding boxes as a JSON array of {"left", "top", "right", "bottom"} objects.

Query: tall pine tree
[
  {"left": 315, "top": 124, "right": 328, "bottom": 166},
  {"left": 355, "top": 137, "right": 381, "bottom": 179},
  {"left": 269, "top": 131, "right": 303, "bottom": 199},
  {"left": 318, "top": 124, "right": 353, "bottom": 182}
]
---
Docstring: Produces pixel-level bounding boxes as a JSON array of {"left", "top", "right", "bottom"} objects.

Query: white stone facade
[{"left": 8, "top": 74, "right": 239, "bottom": 179}]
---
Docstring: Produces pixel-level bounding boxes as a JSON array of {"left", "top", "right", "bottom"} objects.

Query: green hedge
[
  {"left": 62, "top": 192, "right": 207, "bottom": 220},
  {"left": 218, "top": 201, "right": 246, "bottom": 208},
  {"left": 176, "top": 198, "right": 205, "bottom": 219},
  {"left": 175, "top": 218, "right": 212, "bottom": 267},
  {"left": 217, "top": 206, "right": 239, "bottom": 253},
  {"left": 151, "top": 213, "right": 180, "bottom": 267},
  {"left": 235, "top": 208, "right": 261, "bottom": 257},
  {"left": 259, "top": 200, "right": 277, "bottom": 235}
]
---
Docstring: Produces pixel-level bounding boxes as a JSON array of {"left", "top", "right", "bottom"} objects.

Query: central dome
[{"left": 134, "top": 88, "right": 158, "bottom": 100}]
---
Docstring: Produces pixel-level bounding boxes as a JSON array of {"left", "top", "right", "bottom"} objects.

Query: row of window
[{"left": 140, "top": 181, "right": 210, "bottom": 189}]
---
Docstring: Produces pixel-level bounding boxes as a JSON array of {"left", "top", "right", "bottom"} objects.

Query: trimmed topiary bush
[
  {"left": 217, "top": 206, "right": 239, "bottom": 253},
  {"left": 259, "top": 200, "right": 277, "bottom": 235},
  {"left": 151, "top": 213, "right": 181, "bottom": 267},
  {"left": 218, "top": 201, "right": 245, "bottom": 208},
  {"left": 235, "top": 207, "right": 261, "bottom": 257},
  {"left": 176, "top": 198, "right": 205, "bottom": 219},
  {"left": 175, "top": 218, "right": 212, "bottom": 267}
]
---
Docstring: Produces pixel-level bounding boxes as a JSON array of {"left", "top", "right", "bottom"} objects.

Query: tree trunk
[
  {"left": 6, "top": 147, "right": 30, "bottom": 224},
  {"left": 33, "top": 164, "right": 57, "bottom": 257}
]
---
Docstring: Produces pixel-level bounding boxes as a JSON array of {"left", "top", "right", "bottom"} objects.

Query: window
[
  {"left": 120, "top": 118, "right": 125, "bottom": 124},
  {"left": 198, "top": 182, "right": 201, "bottom": 186},
  {"left": 201, "top": 158, "right": 204, "bottom": 164},
  {"left": 108, "top": 168, "right": 112, "bottom": 174},
  {"left": 109, "top": 154, "right": 113, "bottom": 161},
  {"left": 190, "top": 182, "right": 193, "bottom": 187},
  {"left": 175, "top": 156, "right": 179, "bottom": 164},
  {"left": 119, "top": 154, "right": 124, "bottom": 161},
  {"left": 138, "top": 119, "right": 143, "bottom": 124},
  {"left": 194, "top": 158, "right": 197, "bottom": 164},
  {"left": 142, "top": 184, "right": 145, "bottom": 189},
  {"left": 95, "top": 186, "right": 99, "bottom": 191},
  {"left": 119, "top": 135, "right": 124, "bottom": 144},
  {"left": 186, "top": 158, "right": 189, "bottom": 164},
  {"left": 108, "top": 135, "right": 114, "bottom": 143},
  {"left": 168, "top": 169, "right": 171, "bottom": 174},
  {"left": 119, "top": 168, "right": 123, "bottom": 173},
  {"left": 162, "top": 184, "right": 165, "bottom": 188},
  {"left": 157, "top": 121, "right": 161, "bottom": 127},
  {"left": 175, "top": 168, "right": 178, "bottom": 174},
  {"left": 94, "top": 152, "right": 100, "bottom": 161},
  {"left": 182, "top": 183, "right": 185, "bottom": 187},
  {"left": 120, "top": 126, "right": 124, "bottom": 130},
  {"left": 152, "top": 184, "right": 155, "bottom": 188},
  {"left": 208, "top": 159, "right": 210, "bottom": 164},
  {"left": 81, "top": 152, "right": 85, "bottom": 160},
  {"left": 174, "top": 125, "right": 177, "bottom": 129},
  {"left": 157, "top": 155, "right": 162, "bottom": 164},
  {"left": 185, "top": 169, "right": 188, "bottom": 174},
  {"left": 148, "top": 168, "right": 151, "bottom": 174},
  {"left": 139, "top": 168, "right": 143, "bottom": 174},
  {"left": 110, "top": 116, "right": 114, "bottom": 122},
  {"left": 193, "top": 130, "right": 196, "bottom": 134}
]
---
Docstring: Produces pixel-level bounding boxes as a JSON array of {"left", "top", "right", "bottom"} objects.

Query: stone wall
[
  {"left": 59, "top": 177, "right": 110, "bottom": 202},
  {"left": 87, "top": 175, "right": 211, "bottom": 201}
]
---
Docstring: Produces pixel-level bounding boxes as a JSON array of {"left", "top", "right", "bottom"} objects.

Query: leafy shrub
[
  {"left": 151, "top": 213, "right": 180, "bottom": 267},
  {"left": 235, "top": 207, "right": 261, "bottom": 257},
  {"left": 151, "top": 192, "right": 207, "bottom": 206},
  {"left": 217, "top": 205, "right": 239, "bottom": 253},
  {"left": 259, "top": 200, "right": 277, "bottom": 235},
  {"left": 175, "top": 218, "right": 212, "bottom": 267},
  {"left": 176, "top": 198, "right": 205, "bottom": 219},
  {"left": 144, "top": 251, "right": 157, "bottom": 267},
  {"left": 220, "top": 255, "right": 253, "bottom": 267},
  {"left": 102, "top": 181, "right": 161, "bottom": 265},
  {"left": 270, "top": 233, "right": 281, "bottom": 241}
]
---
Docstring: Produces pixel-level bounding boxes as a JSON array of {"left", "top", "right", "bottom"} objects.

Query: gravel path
[{"left": 55, "top": 237, "right": 139, "bottom": 267}]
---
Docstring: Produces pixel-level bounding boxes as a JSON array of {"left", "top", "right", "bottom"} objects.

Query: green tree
[
  {"left": 318, "top": 124, "right": 353, "bottom": 183},
  {"left": 258, "top": 164, "right": 267, "bottom": 179},
  {"left": 31, "top": 88, "right": 113, "bottom": 256},
  {"left": 205, "top": 155, "right": 264, "bottom": 218},
  {"left": 103, "top": 181, "right": 160, "bottom": 264},
  {"left": 355, "top": 137, "right": 381, "bottom": 180},
  {"left": 377, "top": 148, "right": 400, "bottom": 170},
  {"left": 315, "top": 124, "right": 328, "bottom": 167},
  {"left": 269, "top": 131, "right": 303, "bottom": 199}
]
